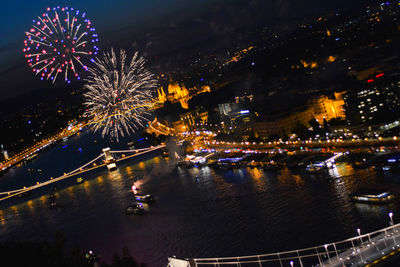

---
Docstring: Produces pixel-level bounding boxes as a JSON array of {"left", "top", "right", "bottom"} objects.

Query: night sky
[{"left": 0, "top": 0, "right": 373, "bottom": 100}]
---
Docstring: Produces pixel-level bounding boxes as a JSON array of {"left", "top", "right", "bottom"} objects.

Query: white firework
[{"left": 84, "top": 48, "right": 157, "bottom": 141}]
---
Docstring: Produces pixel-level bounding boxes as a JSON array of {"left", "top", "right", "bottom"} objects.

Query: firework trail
[
  {"left": 23, "top": 6, "right": 99, "bottom": 84},
  {"left": 84, "top": 48, "right": 157, "bottom": 141}
]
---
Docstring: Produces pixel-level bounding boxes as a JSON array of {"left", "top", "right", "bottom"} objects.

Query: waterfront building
[
  {"left": 254, "top": 92, "right": 345, "bottom": 138},
  {"left": 177, "top": 107, "right": 208, "bottom": 131}
]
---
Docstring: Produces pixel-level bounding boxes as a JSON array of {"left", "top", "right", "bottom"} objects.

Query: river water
[{"left": 1, "top": 131, "right": 400, "bottom": 266}]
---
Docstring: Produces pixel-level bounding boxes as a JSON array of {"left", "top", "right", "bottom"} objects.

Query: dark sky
[{"left": 0, "top": 0, "right": 373, "bottom": 101}]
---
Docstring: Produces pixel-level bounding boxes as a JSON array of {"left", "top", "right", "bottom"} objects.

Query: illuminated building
[
  {"left": 300, "top": 60, "right": 318, "bottom": 69},
  {"left": 254, "top": 93, "right": 345, "bottom": 138},
  {"left": 218, "top": 93, "right": 255, "bottom": 133},
  {"left": 157, "top": 88, "right": 167, "bottom": 104},
  {"left": 167, "top": 82, "right": 190, "bottom": 109},
  {"left": 146, "top": 118, "right": 175, "bottom": 136},
  {"left": 344, "top": 80, "right": 400, "bottom": 124},
  {"left": 235, "top": 94, "right": 254, "bottom": 104},
  {"left": 155, "top": 82, "right": 190, "bottom": 109},
  {"left": 327, "top": 56, "right": 336, "bottom": 63},
  {"left": 229, "top": 110, "right": 253, "bottom": 133},
  {"left": 168, "top": 107, "right": 209, "bottom": 133},
  {"left": 218, "top": 103, "right": 238, "bottom": 117},
  {"left": 313, "top": 92, "right": 345, "bottom": 123},
  {"left": 156, "top": 82, "right": 211, "bottom": 110}
]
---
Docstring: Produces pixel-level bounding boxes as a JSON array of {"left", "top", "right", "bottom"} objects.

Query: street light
[
  {"left": 389, "top": 212, "right": 394, "bottom": 226},
  {"left": 290, "top": 261, "right": 294, "bottom": 267}
]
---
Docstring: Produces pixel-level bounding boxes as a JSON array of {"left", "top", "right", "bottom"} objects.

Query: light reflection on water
[{"left": 0, "top": 156, "right": 400, "bottom": 266}]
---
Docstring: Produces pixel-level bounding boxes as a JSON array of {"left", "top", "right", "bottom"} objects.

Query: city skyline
[{"left": 0, "top": 0, "right": 373, "bottom": 100}]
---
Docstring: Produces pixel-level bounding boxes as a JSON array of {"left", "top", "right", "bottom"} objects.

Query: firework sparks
[
  {"left": 84, "top": 48, "right": 157, "bottom": 141},
  {"left": 23, "top": 6, "right": 99, "bottom": 84}
]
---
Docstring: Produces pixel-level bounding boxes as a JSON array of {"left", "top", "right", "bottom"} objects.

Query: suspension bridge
[
  {"left": 0, "top": 144, "right": 166, "bottom": 202},
  {"left": 168, "top": 221, "right": 400, "bottom": 267}
]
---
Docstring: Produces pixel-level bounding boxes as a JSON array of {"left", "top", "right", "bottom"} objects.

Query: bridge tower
[
  {"left": 102, "top": 148, "right": 114, "bottom": 162},
  {"left": 102, "top": 148, "right": 117, "bottom": 171}
]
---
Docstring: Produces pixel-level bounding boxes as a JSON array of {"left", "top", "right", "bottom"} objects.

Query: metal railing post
[
  {"left": 390, "top": 226, "right": 398, "bottom": 246},
  {"left": 277, "top": 253, "right": 283, "bottom": 267},
  {"left": 333, "top": 243, "right": 341, "bottom": 264},
  {"left": 384, "top": 230, "right": 389, "bottom": 249},
  {"left": 257, "top": 255, "right": 262, "bottom": 267},
  {"left": 296, "top": 250, "right": 304, "bottom": 267},
  {"left": 315, "top": 247, "right": 323, "bottom": 266},
  {"left": 351, "top": 239, "right": 356, "bottom": 252},
  {"left": 324, "top": 244, "right": 331, "bottom": 264},
  {"left": 359, "top": 248, "right": 364, "bottom": 264}
]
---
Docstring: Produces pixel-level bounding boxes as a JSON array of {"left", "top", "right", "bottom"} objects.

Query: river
[{"left": 1, "top": 131, "right": 400, "bottom": 266}]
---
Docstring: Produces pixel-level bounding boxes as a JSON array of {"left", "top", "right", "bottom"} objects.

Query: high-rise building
[{"left": 344, "top": 80, "right": 400, "bottom": 125}]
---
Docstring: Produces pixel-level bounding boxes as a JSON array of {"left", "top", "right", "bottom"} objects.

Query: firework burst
[
  {"left": 84, "top": 48, "right": 157, "bottom": 141},
  {"left": 23, "top": 6, "right": 99, "bottom": 84}
]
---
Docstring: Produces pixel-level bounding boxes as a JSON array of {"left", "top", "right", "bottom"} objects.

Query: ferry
[
  {"left": 125, "top": 203, "right": 145, "bottom": 215},
  {"left": 349, "top": 190, "right": 395, "bottom": 204},
  {"left": 135, "top": 194, "right": 155, "bottom": 203},
  {"left": 76, "top": 177, "right": 84, "bottom": 184}
]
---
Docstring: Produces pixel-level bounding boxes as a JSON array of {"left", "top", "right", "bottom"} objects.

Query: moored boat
[
  {"left": 125, "top": 203, "right": 145, "bottom": 215},
  {"left": 349, "top": 190, "right": 395, "bottom": 204},
  {"left": 135, "top": 194, "right": 155, "bottom": 203}
]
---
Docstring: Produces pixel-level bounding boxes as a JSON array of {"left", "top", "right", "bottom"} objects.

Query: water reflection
[
  {"left": 83, "top": 181, "right": 91, "bottom": 195},
  {"left": 67, "top": 186, "right": 75, "bottom": 198},
  {"left": 138, "top": 162, "right": 146, "bottom": 170},
  {"left": 277, "top": 167, "right": 304, "bottom": 187},
  {"left": 126, "top": 166, "right": 133, "bottom": 176},
  {"left": 247, "top": 168, "right": 268, "bottom": 192},
  {"left": 27, "top": 200, "right": 34, "bottom": 212},
  {"left": 0, "top": 210, "right": 5, "bottom": 225},
  {"left": 2, "top": 154, "right": 400, "bottom": 267},
  {"left": 96, "top": 176, "right": 104, "bottom": 186},
  {"left": 40, "top": 195, "right": 47, "bottom": 205}
]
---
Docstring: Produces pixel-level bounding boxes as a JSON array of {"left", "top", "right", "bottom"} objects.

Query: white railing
[{"left": 168, "top": 222, "right": 400, "bottom": 267}]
